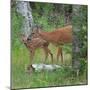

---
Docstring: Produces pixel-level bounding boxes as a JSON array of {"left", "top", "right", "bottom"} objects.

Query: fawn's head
[{"left": 21, "top": 34, "right": 28, "bottom": 44}]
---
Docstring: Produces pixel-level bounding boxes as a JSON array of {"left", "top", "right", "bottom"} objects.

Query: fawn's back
[{"left": 22, "top": 34, "right": 49, "bottom": 50}]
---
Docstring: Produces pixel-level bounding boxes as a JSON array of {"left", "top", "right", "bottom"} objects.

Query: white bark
[{"left": 16, "top": 1, "right": 33, "bottom": 38}]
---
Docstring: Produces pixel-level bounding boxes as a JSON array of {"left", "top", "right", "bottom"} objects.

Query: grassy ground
[{"left": 11, "top": 44, "right": 87, "bottom": 89}]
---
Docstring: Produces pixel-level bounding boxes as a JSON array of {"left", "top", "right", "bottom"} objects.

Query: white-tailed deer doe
[
  {"left": 21, "top": 34, "right": 53, "bottom": 66},
  {"left": 31, "top": 25, "right": 72, "bottom": 63}
]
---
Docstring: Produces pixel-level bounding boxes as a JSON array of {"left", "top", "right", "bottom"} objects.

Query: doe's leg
[
  {"left": 57, "top": 47, "right": 63, "bottom": 64},
  {"left": 43, "top": 47, "right": 53, "bottom": 64},
  {"left": 43, "top": 47, "right": 48, "bottom": 64}
]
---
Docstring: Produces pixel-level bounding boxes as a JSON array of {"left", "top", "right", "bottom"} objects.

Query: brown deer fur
[
  {"left": 21, "top": 35, "right": 53, "bottom": 66},
  {"left": 32, "top": 25, "right": 72, "bottom": 63}
]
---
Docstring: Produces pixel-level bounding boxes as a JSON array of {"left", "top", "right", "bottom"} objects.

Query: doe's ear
[
  {"left": 32, "top": 24, "right": 43, "bottom": 34},
  {"left": 37, "top": 25, "right": 43, "bottom": 33}
]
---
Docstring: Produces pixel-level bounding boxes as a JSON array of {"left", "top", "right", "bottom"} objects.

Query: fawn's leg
[
  {"left": 27, "top": 49, "right": 35, "bottom": 73},
  {"left": 30, "top": 49, "right": 35, "bottom": 64},
  {"left": 57, "top": 47, "right": 63, "bottom": 64}
]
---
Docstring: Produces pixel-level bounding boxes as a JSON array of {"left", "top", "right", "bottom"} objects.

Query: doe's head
[{"left": 31, "top": 25, "right": 43, "bottom": 38}]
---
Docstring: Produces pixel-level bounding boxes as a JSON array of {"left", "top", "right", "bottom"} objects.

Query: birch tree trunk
[
  {"left": 72, "top": 5, "right": 81, "bottom": 76},
  {"left": 16, "top": 1, "right": 33, "bottom": 38}
]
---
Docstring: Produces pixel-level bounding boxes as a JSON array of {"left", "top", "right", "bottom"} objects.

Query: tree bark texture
[
  {"left": 72, "top": 5, "right": 82, "bottom": 74},
  {"left": 16, "top": 1, "right": 33, "bottom": 38}
]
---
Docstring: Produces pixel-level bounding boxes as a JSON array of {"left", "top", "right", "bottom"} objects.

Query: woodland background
[{"left": 11, "top": 1, "right": 87, "bottom": 89}]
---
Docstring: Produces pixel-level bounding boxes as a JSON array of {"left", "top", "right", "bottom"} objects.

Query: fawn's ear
[
  {"left": 20, "top": 33, "right": 28, "bottom": 41},
  {"left": 20, "top": 33, "right": 25, "bottom": 37}
]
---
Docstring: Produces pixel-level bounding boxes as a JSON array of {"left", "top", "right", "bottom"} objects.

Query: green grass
[{"left": 11, "top": 44, "right": 87, "bottom": 89}]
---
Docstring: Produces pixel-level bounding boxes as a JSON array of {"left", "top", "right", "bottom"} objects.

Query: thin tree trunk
[
  {"left": 16, "top": 1, "right": 33, "bottom": 38},
  {"left": 16, "top": 1, "right": 34, "bottom": 70},
  {"left": 72, "top": 5, "right": 81, "bottom": 76}
]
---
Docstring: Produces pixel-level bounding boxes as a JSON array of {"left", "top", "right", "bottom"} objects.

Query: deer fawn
[
  {"left": 31, "top": 25, "right": 72, "bottom": 63},
  {"left": 21, "top": 34, "right": 53, "bottom": 67}
]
